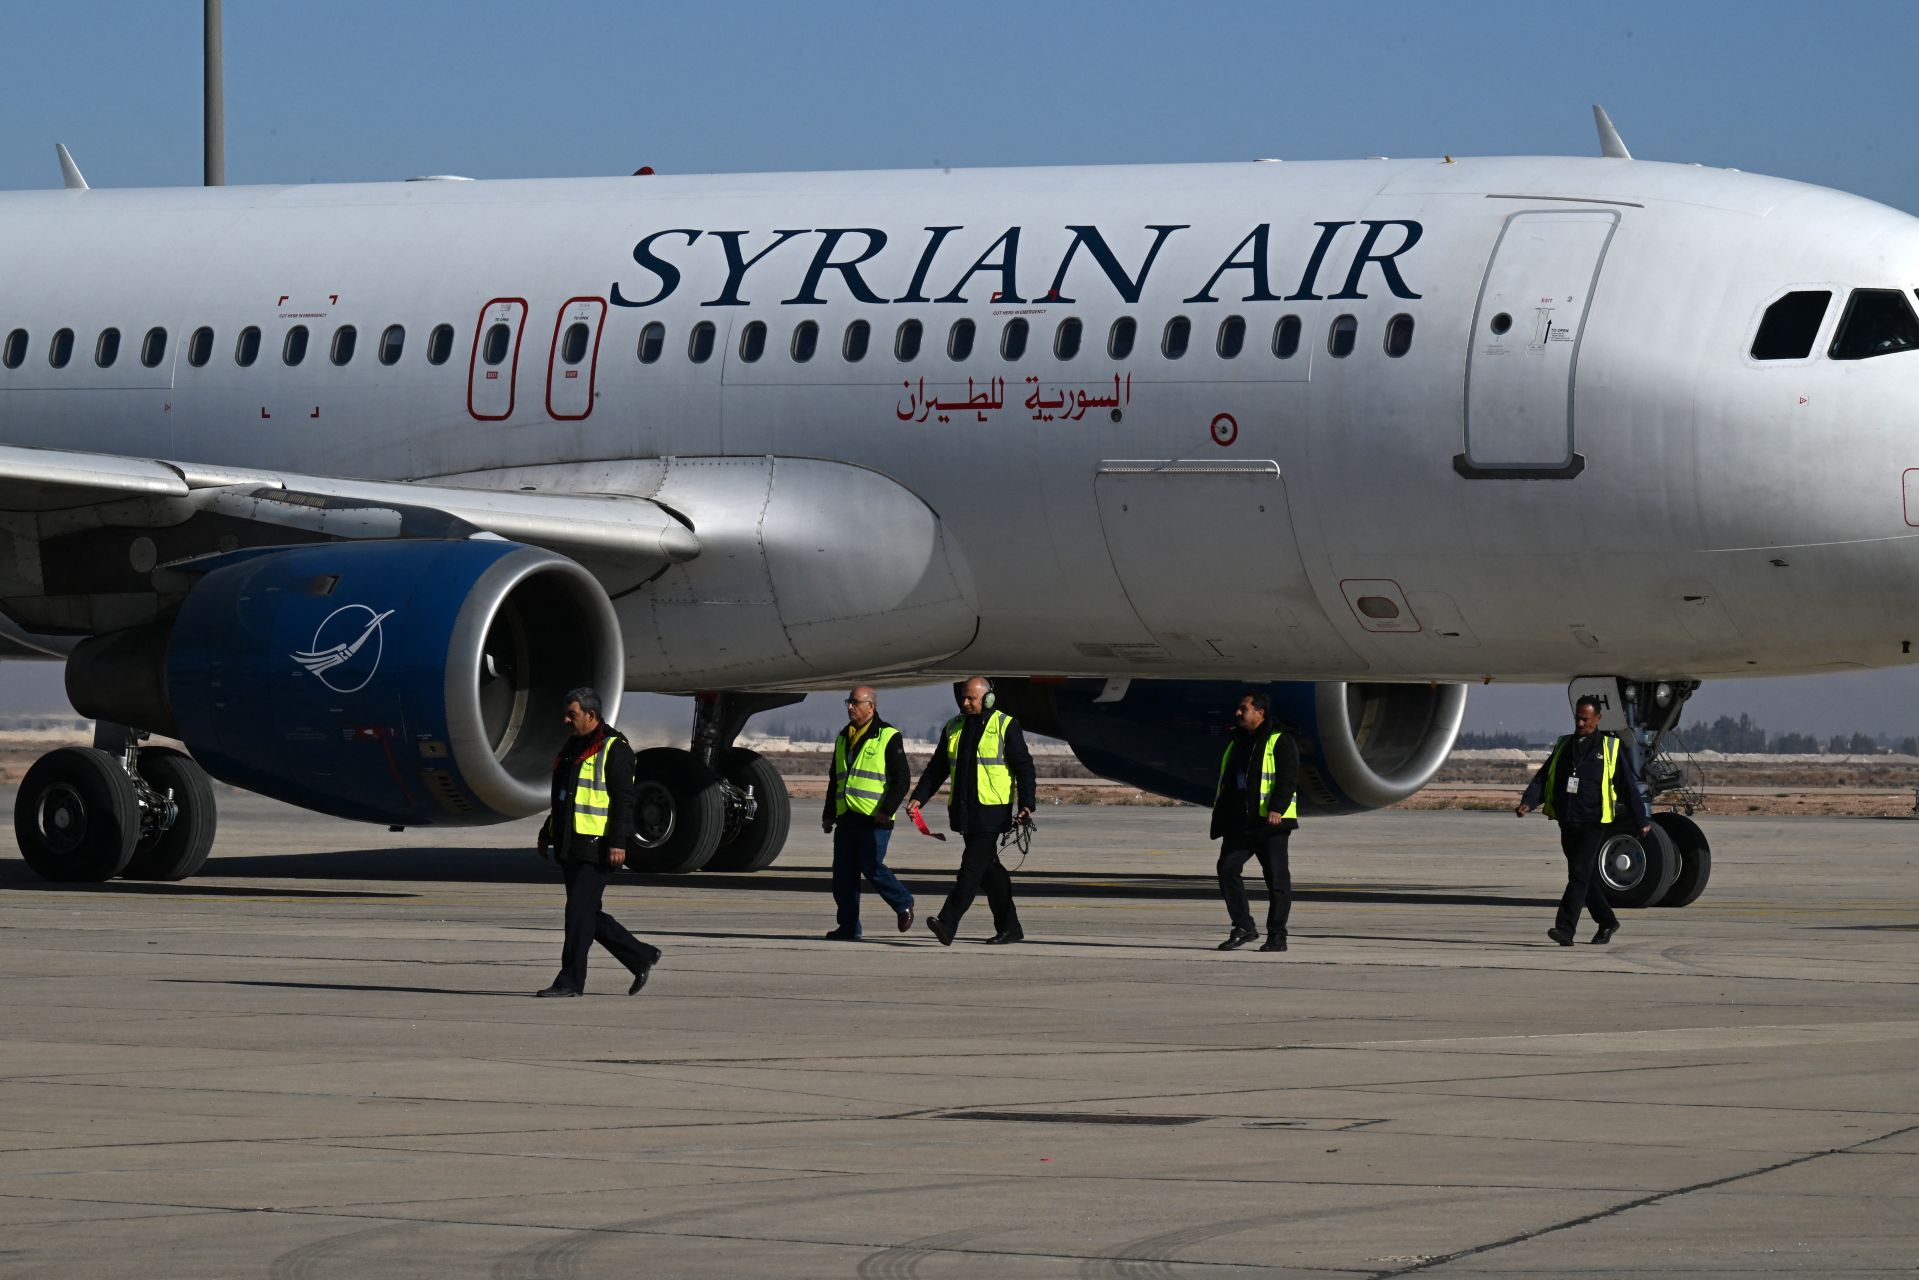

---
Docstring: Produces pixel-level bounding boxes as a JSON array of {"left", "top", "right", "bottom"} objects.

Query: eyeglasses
[{"left": 845, "top": 698, "right": 871, "bottom": 705}]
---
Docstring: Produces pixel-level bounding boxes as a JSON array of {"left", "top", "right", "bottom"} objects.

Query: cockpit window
[
  {"left": 1829, "top": 289, "right": 1919, "bottom": 361},
  {"left": 1751, "top": 291, "right": 1830, "bottom": 360}
]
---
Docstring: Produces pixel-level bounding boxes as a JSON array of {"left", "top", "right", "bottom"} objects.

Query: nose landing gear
[{"left": 1571, "top": 677, "right": 1712, "bottom": 907}]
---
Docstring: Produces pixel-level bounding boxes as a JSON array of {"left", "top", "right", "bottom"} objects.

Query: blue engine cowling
[
  {"left": 67, "top": 539, "right": 623, "bottom": 826},
  {"left": 993, "top": 678, "right": 1467, "bottom": 815}
]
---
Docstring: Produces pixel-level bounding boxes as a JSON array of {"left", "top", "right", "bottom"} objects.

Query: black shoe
[
  {"left": 1547, "top": 927, "right": 1575, "bottom": 947},
  {"left": 627, "top": 958, "right": 657, "bottom": 995},
  {"left": 536, "top": 984, "right": 582, "bottom": 998},
  {"left": 1259, "top": 936, "right": 1288, "bottom": 952},
  {"left": 926, "top": 915, "right": 955, "bottom": 946},
  {"left": 1217, "top": 927, "right": 1258, "bottom": 951},
  {"left": 1592, "top": 924, "right": 1618, "bottom": 945},
  {"left": 824, "top": 927, "right": 862, "bottom": 941},
  {"left": 897, "top": 905, "right": 914, "bottom": 933},
  {"left": 986, "top": 928, "right": 1024, "bottom": 945}
]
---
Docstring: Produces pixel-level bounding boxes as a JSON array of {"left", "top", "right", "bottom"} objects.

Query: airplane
[{"left": 3, "top": 107, "right": 1914, "bottom": 908}]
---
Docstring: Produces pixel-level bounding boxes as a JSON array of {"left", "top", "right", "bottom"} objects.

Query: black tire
[
  {"left": 1651, "top": 811, "right": 1712, "bottom": 908},
  {"left": 121, "top": 747, "right": 218, "bottom": 881},
  {"left": 626, "top": 747, "right": 723, "bottom": 873},
  {"left": 13, "top": 747, "right": 140, "bottom": 883},
  {"left": 1599, "top": 823, "right": 1678, "bottom": 909},
  {"left": 705, "top": 747, "right": 792, "bottom": 872}
]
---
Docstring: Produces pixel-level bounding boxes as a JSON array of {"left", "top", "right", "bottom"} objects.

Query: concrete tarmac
[{"left": 2, "top": 793, "right": 1917, "bottom": 1277}]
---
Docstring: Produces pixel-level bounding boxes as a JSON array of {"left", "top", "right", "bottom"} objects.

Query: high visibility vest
[
  {"left": 832, "top": 724, "right": 899, "bottom": 816},
  {"left": 572, "top": 735, "right": 615, "bottom": 836},
  {"left": 1215, "top": 731, "right": 1298, "bottom": 820},
  {"left": 944, "top": 711, "right": 1013, "bottom": 806},
  {"left": 1541, "top": 732, "right": 1619, "bottom": 824}
]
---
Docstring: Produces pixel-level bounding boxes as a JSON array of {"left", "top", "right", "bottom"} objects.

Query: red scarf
[{"left": 555, "top": 725, "right": 608, "bottom": 771}]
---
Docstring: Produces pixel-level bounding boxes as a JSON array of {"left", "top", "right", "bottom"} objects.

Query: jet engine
[
  {"left": 64, "top": 539, "right": 622, "bottom": 826},
  {"left": 993, "top": 678, "right": 1467, "bottom": 814}
]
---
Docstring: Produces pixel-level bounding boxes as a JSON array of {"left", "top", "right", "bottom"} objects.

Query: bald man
[{"left": 821, "top": 685, "right": 915, "bottom": 940}]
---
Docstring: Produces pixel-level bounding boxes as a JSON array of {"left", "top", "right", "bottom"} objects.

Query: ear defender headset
[{"left": 951, "top": 678, "right": 996, "bottom": 710}]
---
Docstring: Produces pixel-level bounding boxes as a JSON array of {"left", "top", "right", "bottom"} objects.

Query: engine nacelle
[
  {"left": 66, "top": 540, "right": 623, "bottom": 826},
  {"left": 994, "top": 678, "right": 1466, "bottom": 815}
]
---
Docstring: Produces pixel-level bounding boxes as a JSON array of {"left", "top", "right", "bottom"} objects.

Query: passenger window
[
  {"left": 948, "top": 318, "right": 975, "bottom": 361},
  {"left": 480, "top": 322, "right": 511, "bottom": 366},
  {"left": 187, "top": 326, "right": 214, "bottom": 368},
  {"left": 1750, "top": 290, "right": 1831, "bottom": 360},
  {"left": 895, "top": 319, "right": 923, "bottom": 361},
  {"left": 688, "top": 320, "right": 716, "bottom": 363},
  {"left": 1161, "top": 316, "right": 1190, "bottom": 359},
  {"left": 1216, "top": 315, "right": 1246, "bottom": 359},
  {"left": 234, "top": 326, "right": 260, "bottom": 367},
  {"left": 1272, "top": 315, "right": 1301, "bottom": 359},
  {"left": 1328, "top": 315, "right": 1357, "bottom": 358},
  {"left": 1000, "top": 317, "right": 1028, "bottom": 360},
  {"left": 1054, "top": 317, "right": 1082, "bottom": 360},
  {"left": 2, "top": 328, "right": 26, "bottom": 370},
  {"left": 791, "top": 320, "right": 819, "bottom": 363},
  {"left": 283, "top": 326, "right": 309, "bottom": 366},
  {"left": 140, "top": 327, "right": 167, "bottom": 369},
  {"left": 49, "top": 328, "right": 74, "bottom": 369},
  {"left": 636, "top": 321, "right": 664, "bottom": 364},
  {"left": 426, "top": 323, "right": 454, "bottom": 366},
  {"left": 738, "top": 320, "right": 766, "bottom": 363},
  {"left": 560, "top": 322, "right": 590, "bottom": 365},
  {"left": 842, "top": 319, "right": 870, "bottom": 362},
  {"left": 1108, "top": 316, "right": 1136, "bottom": 360},
  {"left": 378, "top": 324, "right": 405, "bottom": 366},
  {"left": 330, "top": 325, "right": 356, "bottom": 366},
  {"left": 1828, "top": 289, "right": 1919, "bottom": 360},
  {"left": 1384, "top": 313, "right": 1415, "bottom": 358},
  {"left": 95, "top": 327, "right": 121, "bottom": 368}
]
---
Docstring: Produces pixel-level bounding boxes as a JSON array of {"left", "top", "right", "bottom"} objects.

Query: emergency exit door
[
  {"left": 545, "top": 296, "right": 606, "bottom": 420},
  {"left": 467, "top": 297, "right": 527, "bottom": 421},
  {"left": 1457, "top": 209, "right": 1619, "bottom": 478}
]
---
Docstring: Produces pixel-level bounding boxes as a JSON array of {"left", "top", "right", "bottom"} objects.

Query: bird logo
[{"left": 291, "top": 605, "right": 395, "bottom": 693}]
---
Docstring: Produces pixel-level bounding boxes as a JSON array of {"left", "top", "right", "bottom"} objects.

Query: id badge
[{"left": 1565, "top": 775, "right": 1580, "bottom": 795}]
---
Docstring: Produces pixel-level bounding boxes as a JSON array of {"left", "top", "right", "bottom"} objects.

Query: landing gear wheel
[
  {"left": 627, "top": 747, "right": 722, "bottom": 873},
  {"left": 1599, "top": 823, "right": 1679, "bottom": 909},
  {"left": 705, "top": 747, "right": 791, "bottom": 872},
  {"left": 122, "top": 747, "right": 218, "bottom": 881},
  {"left": 1651, "top": 811, "right": 1712, "bottom": 908},
  {"left": 13, "top": 747, "right": 139, "bottom": 883}
]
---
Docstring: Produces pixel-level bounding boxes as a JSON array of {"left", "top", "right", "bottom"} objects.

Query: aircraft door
[
  {"left": 545, "top": 296, "right": 606, "bottom": 421},
  {"left": 1458, "top": 209, "right": 1618, "bottom": 478},
  {"left": 1094, "top": 461, "right": 1362, "bottom": 670},
  {"left": 467, "top": 297, "right": 527, "bottom": 421}
]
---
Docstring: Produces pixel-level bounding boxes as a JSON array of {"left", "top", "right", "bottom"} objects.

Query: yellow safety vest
[
  {"left": 572, "top": 736, "right": 615, "bottom": 836},
  {"left": 1215, "top": 731, "right": 1298, "bottom": 820},
  {"left": 944, "top": 711, "right": 1013, "bottom": 806},
  {"left": 1541, "top": 732, "right": 1619, "bottom": 824},
  {"left": 833, "top": 724, "right": 899, "bottom": 816}
]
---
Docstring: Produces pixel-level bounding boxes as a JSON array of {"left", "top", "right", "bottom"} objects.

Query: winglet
[
  {"left": 1592, "top": 105, "right": 1631, "bottom": 160},
  {"left": 55, "top": 144, "right": 88, "bottom": 190}
]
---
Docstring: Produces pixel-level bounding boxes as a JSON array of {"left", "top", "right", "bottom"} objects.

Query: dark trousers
[
  {"left": 1556, "top": 824, "right": 1620, "bottom": 934},
  {"left": 557, "top": 858, "right": 659, "bottom": 992},
  {"left": 1217, "top": 827, "right": 1292, "bottom": 939},
  {"left": 832, "top": 822, "right": 914, "bottom": 933},
  {"left": 938, "top": 831, "right": 1020, "bottom": 934}
]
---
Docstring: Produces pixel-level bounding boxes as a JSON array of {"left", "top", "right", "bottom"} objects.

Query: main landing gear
[
  {"left": 13, "top": 726, "right": 218, "bottom": 883},
  {"left": 1575, "top": 677, "right": 1712, "bottom": 909},
  {"left": 626, "top": 692, "right": 799, "bottom": 874}
]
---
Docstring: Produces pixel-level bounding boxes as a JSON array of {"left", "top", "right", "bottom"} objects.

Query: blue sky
[{"left": 3, "top": 2, "right": 1919, "bottom": 735}]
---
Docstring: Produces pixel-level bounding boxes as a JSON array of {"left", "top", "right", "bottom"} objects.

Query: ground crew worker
[
  {"left": 908, "top": 677, "right": 1036, "bottom": 945},
  {"left": 821, "top": 685, "right": 915, "bottom": 940},
  {"left": 1516, "top": 694, "right": 1651, "bottom": 946},
  {"left": 1211, "top": 690, "right": 1300, "bottom": 952},
  {"left": 535, "top": 687, "right": 660, "bottom": 996}
]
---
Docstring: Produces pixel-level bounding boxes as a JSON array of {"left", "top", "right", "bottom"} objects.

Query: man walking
[
  {"left": 822, "top": 685, "right": 915, "bottom": 940},
  {"left": 535, "top": 687, "right": 660, "bottom": 996},
  {"left": 1516, "top": 695, "right": 1651, "bottom": 946},
  {"left": 1211, "top": 690, "right": 1300, "bottom": 952},
  {"left": 907, "top": 677, "right": 1036, "bottom": 945}
]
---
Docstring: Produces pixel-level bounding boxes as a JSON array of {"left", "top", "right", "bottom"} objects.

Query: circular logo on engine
[{"left": 290, "top": 605, "right": 395, "bottom": 694}]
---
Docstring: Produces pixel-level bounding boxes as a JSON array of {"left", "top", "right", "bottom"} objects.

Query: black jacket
[
  {"left": 1210, "top": 726, "right": 1300, "bottom": 840},
  {"left": 822, "top": 716, "right": 912, "bottom": 830},
  {"left": 542, "top": 727, "right": 635, "bottom": 864},
  {"left": 911, "top": 711, "right": 1037, "bottom": 834},
  {"left": 1520, "top": 730, "right": 1651, "bottom": 828}
]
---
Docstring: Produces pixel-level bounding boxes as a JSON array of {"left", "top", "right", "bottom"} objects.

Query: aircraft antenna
[
  {"left": 55, "top": 144, "right": 88, "bottom": 190},
  {"left": 1592, "top": 104, "right": 1631, "bottom": 160},
  {"left": 204, "top": 0, "right": 225, "bottom": 185}
]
